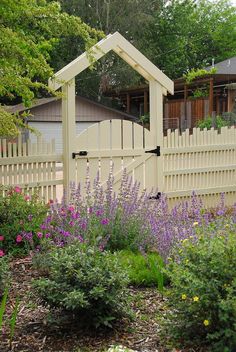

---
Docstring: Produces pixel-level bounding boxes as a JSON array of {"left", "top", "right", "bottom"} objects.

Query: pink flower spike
[
  {"left": 16, "top": 235, "right": 23, "bottom": 243},
  {"left": 68, "top": 206, "right": 75, "bottom": 212},
  {"left": 0, "top": 235, "right": 4, "bottom": 241},
  {"left": 37, "top": 232, "right": 43, "bottom": 239},
  {"left": 24, "top": 195, "right": 30, "bottom": 201},
  {"left": 0, "top": 249, "right": 5, "bottom": 257},
  {"left": 14, "top": 186, "right": 22, "bottom": 193}
]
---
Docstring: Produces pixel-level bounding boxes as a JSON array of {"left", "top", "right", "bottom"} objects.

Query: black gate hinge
[
  {"left": 72, "top": 151, "right": 88, "bottom": 159},
  {"left": 145, "top": 146, "right": 161, "bottom": 156}
]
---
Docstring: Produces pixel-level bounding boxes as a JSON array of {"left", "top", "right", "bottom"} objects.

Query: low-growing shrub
[
  {"left": 164, "top": 225, "right": 236, "bottom": 351},
  {"left": 0, "top": 186, "right": 48, "bottom": 256},
  {"left": 0, "top": 257, "right": 10, "bottom": 296},
  {"left": 33, "top": 242, "right": 129, "bottom": 328},
  {"left": 117, "top": 250, "right": 166, "bottom": 288}
]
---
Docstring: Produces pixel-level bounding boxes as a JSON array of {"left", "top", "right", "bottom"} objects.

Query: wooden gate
[{"left": 73, "top": 119, "right": 160, "bottom": 193}]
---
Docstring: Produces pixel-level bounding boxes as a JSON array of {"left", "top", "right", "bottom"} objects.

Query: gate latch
[
  {"left": 145, "top": 146, "right": 161, "bottom": 156},
  {"left": 72, "top": 151, "right": 88, "bottom": 159}
]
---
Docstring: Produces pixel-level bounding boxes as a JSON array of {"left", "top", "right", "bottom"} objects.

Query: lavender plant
[{"left": 33, "top": 169, "right": 235, "bottom": 260}]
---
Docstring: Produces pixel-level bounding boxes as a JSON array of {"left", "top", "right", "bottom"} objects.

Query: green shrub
[
  {"left": 33, "top": 243, "right": 129, "bottom": 328},
  {"left": 0, "top": 186, "right": 48, "bottom": 256},
  {"left": 164, "top": 227, "right": 236, "bottom": 351},
  {"left": 0, "top": 256, "right": 10, "bottom": 296},
  {"left": 117, "top": 250, "right": 166, "bottom": 289},
  {"left": 196, "top": 115, "right": 229, "bottom": 129}
]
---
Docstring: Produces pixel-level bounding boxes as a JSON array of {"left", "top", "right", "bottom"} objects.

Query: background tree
[
  {"left": 53, "top": 0, "right": 163, "bottom": 102},
  {"left": 143, "top": 0, "right": 236, "bottom": 78},
  {"left": 0, "top": 0, "right": 102, "bottom": 136}
]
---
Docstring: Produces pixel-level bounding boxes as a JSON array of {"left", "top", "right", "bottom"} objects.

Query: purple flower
[
  {"left": 101, "top": 218, "right": 109, "bottom": 225},
  {"left": 37, "top": 232, "right": 43, "bottom": 239}
]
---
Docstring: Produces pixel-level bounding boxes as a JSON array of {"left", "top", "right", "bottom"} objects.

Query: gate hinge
[
  {"left": 145, "top": 146, "right": 161, "bottom": 156},
  {"left": 72, "top": 151, "right": 88, "bottom": 159}
]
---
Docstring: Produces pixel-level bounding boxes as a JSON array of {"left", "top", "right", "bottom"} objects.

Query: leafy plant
[
  {"left": 9, "top": 297, "right": 19, "bottom": 349},
  {"left": 191, "top": 86, "right": 209, "bottom": 99},
  {"left": 184, "top": 67, "right": 217, "bottom": 84},
  {"left": 117, "top": 250, "right": 166, "bottom": 289},
  {"left": 163, "top": 223, "right": 236, "bottom": 351},
  {"left": 33, "top": 242, "right": 129, "bottom": 328},
  {"left": 0, "top": 186, "right": 48, "bottom": 256},
  {"left": 196, "top": 115, "right": 229, "bottom": 129},
  {"left": 0, "top": 287, "right": 8, "bottom": 334}
]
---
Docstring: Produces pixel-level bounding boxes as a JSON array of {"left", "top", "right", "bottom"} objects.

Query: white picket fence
[
  {"left": 163, "top": 126, "right": 236, "bottom": 207},
  {"left": 0, "top": 134, "right": 63, "bottom": 202},
  {"left": 0, "top": 126, "right": 235, "bottom": 207}
]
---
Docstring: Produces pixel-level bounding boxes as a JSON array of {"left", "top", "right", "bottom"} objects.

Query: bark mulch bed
[{"left": 0, "top": 257, "right": 200, "bottom": 352}]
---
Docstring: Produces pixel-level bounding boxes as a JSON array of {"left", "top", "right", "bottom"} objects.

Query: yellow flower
[
  {"left": 193, "top": 296, "right": 199, "bottom": 302},
  {"left": 225, "top": 224, "right": 230, "bottom": 228},
  {"left": 193, "top": 222, "right": 198, "bottom": 227},
  {"left": 182, "top": 239, "right": 188, "bottom": 244},
  {"left": 203, "top": 320, "right": 210, "bottom": 326},
  {"left": 181, "top": 294, "right": 187, "bottom": 300}
]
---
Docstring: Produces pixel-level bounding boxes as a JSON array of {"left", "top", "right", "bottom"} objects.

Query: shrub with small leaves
[
  {"left": 33, "top": 242, "right": 129, "bottom": 328},
  {"left": 0, "top": 186, "right": 48, "bottom": 256},
  {"left": 164, "top": 222, "right": 236, "bottom": 352}
]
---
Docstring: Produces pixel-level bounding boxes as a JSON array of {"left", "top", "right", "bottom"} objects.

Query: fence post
[
  {"left": 62, "top": 79, "right": 76, "bottom": 200},
  {"left": 149, "top": 80, "right": 164, "bottom": 192}
]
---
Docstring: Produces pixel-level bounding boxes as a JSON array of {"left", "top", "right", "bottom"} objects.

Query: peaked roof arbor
[{"left": 48, "top": 32, "right": 173, "bottom": 196}]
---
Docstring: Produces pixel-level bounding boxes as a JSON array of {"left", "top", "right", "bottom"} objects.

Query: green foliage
[
  {"left": 191, "top": 87, "right": 209, "bottom": 99},
  {"left": 0, "top": 257, "right": 10, "bottom": 297},
  {"left": 196, "top": 115, "right": 229, "bottom": 129},
  {"left": 33, "top": 243, "right": 129, "bottom": 328},
  {"left": 164, "top": 226, "right": 236, "bottom": 351},
  {"left": 0, "top": 287, "right": 8, "bottom": 334},
  {"left": 0, "top": 0, "right": 102, "bottom": 136},
  {"left": 144, "top": 0, "right": 236, "bottom": 79},
  {"left": 117, "top": 250, "right": 166, "bottom": 289},
  {"left": 0, "top": 187, "right": 48, "bottom": 256},
  {"left": 183, "top": 67, "right": 217, "bottom": 84}
]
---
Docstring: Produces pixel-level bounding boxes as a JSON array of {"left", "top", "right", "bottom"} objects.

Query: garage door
[{"left": 29, "top": 122, "right": 95, "bottom": 154}]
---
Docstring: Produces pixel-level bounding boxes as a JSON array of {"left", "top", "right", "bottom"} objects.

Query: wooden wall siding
[
  {"left": 165, "top": 98, "right": 209, "bottom": 129},
  {"left": 0, "top": 134, "right": 63, "bottom": 202},
  {"left": 27, "top": 97, "right": 127, "bottom": 122},
  {"left": 163, "top": 126, "right": 236, "bottom": 207},
  {"left": 75, "top": 119, "right": 157, "bottom": 194}
]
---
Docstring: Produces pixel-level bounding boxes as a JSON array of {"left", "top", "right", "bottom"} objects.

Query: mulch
[{"left": 0, "top": 257, "right": 199, "bottom": 352}]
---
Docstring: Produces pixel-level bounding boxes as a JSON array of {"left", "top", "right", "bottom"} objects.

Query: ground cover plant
[
  {"left": 164, "top": 217, "right": 236, "bottom": 351},
  {"left": 117, "top": 250, "right": 166, "bottom": 288},
  {"left": 0, "top": 186, "right": 48, "bottom": 256}
]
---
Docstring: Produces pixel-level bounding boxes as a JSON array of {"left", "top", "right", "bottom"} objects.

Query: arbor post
[
  {"left": 149, "top": 80, "right": 164, "bottom": 192},
  {"left": 62, "top": 78, "right": 76, "bottom": 200}
]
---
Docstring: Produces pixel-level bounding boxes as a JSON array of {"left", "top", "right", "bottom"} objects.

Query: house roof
[
  {"left": 5, "top": 96, "right": 138, "bottom": 122},
  {"left": 206, "top": 56, "right": 236, "bottom": 75},
  {"left": 49, "top": 32, "right": 174, "bottom": 95}
]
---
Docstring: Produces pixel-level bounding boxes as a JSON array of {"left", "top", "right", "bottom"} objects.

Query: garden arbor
[{"left": 49, "top": 32, "right": 174, "bottom": 195}]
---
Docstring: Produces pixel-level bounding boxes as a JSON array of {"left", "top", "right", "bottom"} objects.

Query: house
[
  {"left": 7, "top": 96, "right": 137, "bottom": 153},
  {"left": 107, "top": 57, "right": 236, "bottom": 130}
]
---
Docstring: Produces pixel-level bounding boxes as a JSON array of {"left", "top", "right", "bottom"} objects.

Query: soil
[{"left": 0, "top": 257, "right": 201, "bottom": 352}]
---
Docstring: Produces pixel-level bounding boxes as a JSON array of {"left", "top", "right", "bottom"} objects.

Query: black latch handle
[
  {"left": 72, "top": 151, "right": 88, "bottom": 159},
  {"left": 145, "top": 146, "right": 161, "bottom": 156}
]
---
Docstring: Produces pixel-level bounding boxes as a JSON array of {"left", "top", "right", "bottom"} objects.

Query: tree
[
  {"left": 143, "top": 0, "right": 236, "bottom": 78},
  {"left": 0, "top": 0, "right": 102, "bottom": 136},
  {"left": 53, "top": 0, "right": 163, "bottom": 100}
]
